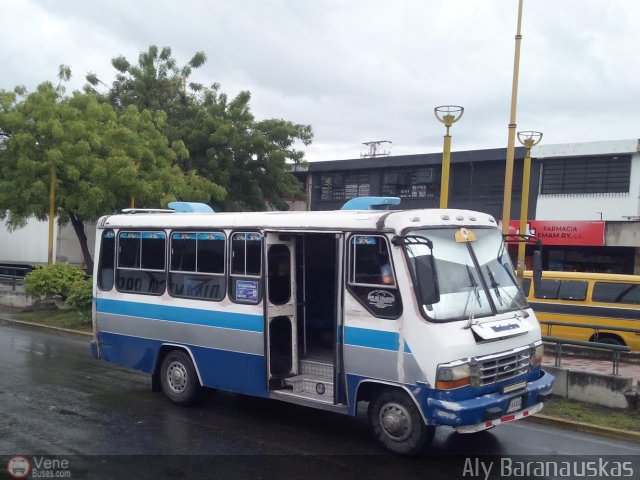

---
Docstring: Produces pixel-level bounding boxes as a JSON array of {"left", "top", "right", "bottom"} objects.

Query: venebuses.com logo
[
  {"left": 6, "top": 455, "right": 71, "bottom": 478},
  {"left": 7, "top": 456, "right": 30, "bottom": 479}
]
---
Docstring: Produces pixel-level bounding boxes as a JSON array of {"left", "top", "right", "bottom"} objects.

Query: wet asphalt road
[{"left": 0, "top": 321, "right": 638, "bottom": 479}]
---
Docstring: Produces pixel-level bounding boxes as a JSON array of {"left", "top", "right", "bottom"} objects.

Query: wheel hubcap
[
  {"left": 379, "top": 402, "right": 412, "bottom": 441},
  {"left": 167, "top": 361, "right": 188, "bottom": 393}
]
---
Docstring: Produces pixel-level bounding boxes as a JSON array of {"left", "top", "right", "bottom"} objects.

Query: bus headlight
[
  {"left": 436, "top": 361, "right": 471, "bottom": 389},
  {"left": 530, "top": 342, "right": 544, "bottom": 366}
]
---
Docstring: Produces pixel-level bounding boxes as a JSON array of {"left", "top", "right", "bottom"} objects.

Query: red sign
[{"left": 505, "top": 220, "right": 605, "bottom": 246}]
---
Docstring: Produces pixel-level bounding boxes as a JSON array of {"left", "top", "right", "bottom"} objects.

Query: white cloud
[{"left": 1, "top": 0, "right": 638, "bottom": 162}]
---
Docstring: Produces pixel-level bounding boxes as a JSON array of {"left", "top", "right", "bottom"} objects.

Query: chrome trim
[{"left": 471, "top": 345, "right": 532, "bottom": 387}]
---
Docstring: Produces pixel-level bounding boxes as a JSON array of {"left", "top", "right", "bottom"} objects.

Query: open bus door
[{"left": 265, "top": 233, "right": 298, "bottom": 389}]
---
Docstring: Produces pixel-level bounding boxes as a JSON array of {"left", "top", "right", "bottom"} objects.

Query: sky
[{"left": 1, "top": 0, "right": 639, "bottom": 162}]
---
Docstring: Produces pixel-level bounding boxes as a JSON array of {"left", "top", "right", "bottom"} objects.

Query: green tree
[
  {"left": 87, "top": 46, "right": 313, "bottom": 211},
  {"left": 0, "top": 67, "right": 224, "bottom": 271},
  {"left": 191, "top": 88, "right": 312, "bottom": 210}
]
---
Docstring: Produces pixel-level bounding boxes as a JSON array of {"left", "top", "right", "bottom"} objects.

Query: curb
[
  {"left": 525, "top": 414, "right": 640, "bottom": 444},
  {"left": 0, "top": 315, "right": 92, "bottom": 337}
]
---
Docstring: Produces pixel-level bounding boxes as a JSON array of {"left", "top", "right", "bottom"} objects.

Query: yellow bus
[{"left": 522, "top": 271, "right": 640, "bottom": 351}]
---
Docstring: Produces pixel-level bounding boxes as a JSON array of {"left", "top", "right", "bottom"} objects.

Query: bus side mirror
[
  {"left": 416, "top": 255, "right": 440, "bottom": 305},
  {"left": 532, "top": 250, "right": 542, "bottom": 295}
]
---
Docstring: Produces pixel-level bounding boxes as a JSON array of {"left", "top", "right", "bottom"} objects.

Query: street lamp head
[
  {"left": 517, "top": 130, "right": 543, "bottom": 149},
  {"left": 434, "top": 105, "right": 464, "bottom": 128}
]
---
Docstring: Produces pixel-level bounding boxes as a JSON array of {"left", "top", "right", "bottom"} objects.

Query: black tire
[
  {"left": 593, "top": 336, "right": 624, "bottom": 347},
  {"left": 160, "top": 350, "right": 202, "bottom": 406},
  {"left": 368, "top": 389, "right": 435, "bottom": 455}
]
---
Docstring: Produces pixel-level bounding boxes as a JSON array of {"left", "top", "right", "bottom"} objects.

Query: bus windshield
[{"left": 407, "top": 228, "right": 527, "bottom": 322}]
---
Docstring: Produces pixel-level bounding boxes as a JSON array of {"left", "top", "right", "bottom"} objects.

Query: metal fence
[
  {"left": 540, "top": 320, "right": 637, "bottom": 375},
  {"left": 0, "top": 264, "right": 32, "bottom": 291}
]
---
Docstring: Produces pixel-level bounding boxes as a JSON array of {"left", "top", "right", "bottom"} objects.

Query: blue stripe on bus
[
  {"left": 98, "top": 331, "right": 268, "bottom": 397},
  {"left": 344, "top": 326, "right": 411, "bottom": 353},
  {"left": 95, "top": 298, "right": 264, "bottom": 332}
]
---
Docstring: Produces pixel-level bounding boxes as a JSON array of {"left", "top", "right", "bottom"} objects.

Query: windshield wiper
[
  {"left": 492, "top": 263, "right": 530, "bottom": 318},
  {"left": 486, "top": 266, "right": 504, "bottom": 305},
  {"left": 466, "top": 265, "right": 481, "bottom": 306},
  {"left": 463, "top": 265, "right": 480, "bottom": 329}
]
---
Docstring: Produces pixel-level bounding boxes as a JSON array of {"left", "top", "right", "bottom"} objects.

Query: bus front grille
[{"left": 472, "top": 347, "right": 531, "bottom": 386}]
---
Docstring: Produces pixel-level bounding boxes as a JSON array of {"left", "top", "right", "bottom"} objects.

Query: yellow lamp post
[
  {"left": 501, "top": 0, "right": 526, "bottom": 235},
  {"left": 47, "top": 164, "right": 56, "bottom": 265},
  {"left": 516, "top": 130, "right": 542, "bottom": 281},
  {"left": 434, "top": 105, "right": 464, "bottom": 209}
]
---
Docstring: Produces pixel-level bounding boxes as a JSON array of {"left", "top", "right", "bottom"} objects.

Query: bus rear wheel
[
  {"left": 160, "top": 350, "right": 202, "bottom": 406},
  {"left": 368, "top": 389, "right": 434, "bottom": 455},
  {"left": 592, "top": 335, "right": 624, "bottom": 347}
]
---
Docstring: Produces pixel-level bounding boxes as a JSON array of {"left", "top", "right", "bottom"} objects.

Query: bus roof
[{"left": 99, "top": 208, "right": 497, "bottom": 233}]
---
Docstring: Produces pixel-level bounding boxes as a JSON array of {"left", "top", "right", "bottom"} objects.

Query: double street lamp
[
  {"left": 516, "top": 130, "right": 542, "bottom": 281},
  {"left": 434, "top": 105, "right": 464, "bottom": 208}
]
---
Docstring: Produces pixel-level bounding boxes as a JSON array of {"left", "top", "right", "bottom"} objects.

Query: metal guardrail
[
  {"left": 540, "top": 320, "right": 638, "bottom": 375},
  {"left": 0, "top": 264, "right": 32, "bottom": 291},
  {"left": 541, "top": 320, "right": 640, "bottom": 336}
]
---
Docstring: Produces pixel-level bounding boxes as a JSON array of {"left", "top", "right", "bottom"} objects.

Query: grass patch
[
  {"left": 542, "top": 396, "right": 640, "bottom": 432},
  {"left": 16, "top": 309, "right": 91, "bottom": 333}
]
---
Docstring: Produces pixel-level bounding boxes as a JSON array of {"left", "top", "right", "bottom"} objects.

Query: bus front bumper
[
  {"left": 426, "top": 369, "right": 554, "bottom": 429},
  {"left": 455, "top": 402, "right": 543, "bottom": 433}
]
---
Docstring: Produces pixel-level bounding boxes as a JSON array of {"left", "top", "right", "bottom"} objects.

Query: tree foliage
[
  {"left": 87, "top": 45, "right": 313, "bottom": 211},
  {"left": 0, "top": 66, "right": 224, "bottom": 270},
  {"left": 0, "top": 46, "right": 313, "bottom": 269}
]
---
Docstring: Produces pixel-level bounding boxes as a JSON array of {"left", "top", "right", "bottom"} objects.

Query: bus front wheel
[
  {"left": 160, "top": 350, "right": 202, "bottom": 406},
  {"left": 368, "top": 389, "right": 434, "bottom": 455}
]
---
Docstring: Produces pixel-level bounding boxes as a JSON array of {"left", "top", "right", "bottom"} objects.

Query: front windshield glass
[
  {"left": 408, "top": 227, "right": 527, "bottom": 321},
  {"left": 472, "top": 228, "right": 528, "bottom": 314},
  {"left": 407, "top": 229, "right": 492, "bottom": 321}
]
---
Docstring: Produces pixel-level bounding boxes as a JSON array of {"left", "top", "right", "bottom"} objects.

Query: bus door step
[
  {"left": 284, "top": 374, "right": 334, "bottom": 399},
  {"left": 299, "top": 359, "right": 333, "bottom": 379},
  {"left": 284, "top": 359, "right": 334, "bottom": 401}
]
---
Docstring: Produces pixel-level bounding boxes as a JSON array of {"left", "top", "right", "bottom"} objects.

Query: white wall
[
  {"left": 0, "top": 216, "right": 56, "bottom": 264},
  {"left": 57, "top": 221, "right": 96, "bottom": 266},
  {"left": 534, "top": 140, "right": 640, "bottom": 221},
  {"left": 0, "top": 216, "right": 95, "bottom": 266}
]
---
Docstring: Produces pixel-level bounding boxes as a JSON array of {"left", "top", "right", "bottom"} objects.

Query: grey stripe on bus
[
  {"left": 344, "top": 344, "right": 426, "bottom": 385},
  {"left": 96, "top": 313, "right": 264, "bottom": 356}
]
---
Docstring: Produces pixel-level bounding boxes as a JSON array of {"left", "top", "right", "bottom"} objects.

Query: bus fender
[
  {"left": 154, "top": 343, "right": 205, "bottom": 387},
  {"left": 354, "top": 379, "right": 429, "bottom": 425}
]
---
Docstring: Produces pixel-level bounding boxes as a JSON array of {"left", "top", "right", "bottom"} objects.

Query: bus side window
[
  {"left": 534, "top": 279, "right": 560, "bottom": 299},
  {"left": 593, "top": 282, "right": 640, "bottom": 305},
  {"left": 116, "top": 231, "right": 167, "bottom": 295},
  {"left": 98, "top": 230, "right": 115, "bottom": 291},
  {"left": 350, "top": 236, "right": 395, "bottom": 286},
  {"left": 169, "top": 232, "right": 226, "bottom": 301},
  {"left": 521, "top": 278, "right": 531, "bottom": 297},
  {"left": 229, "top": 232, "right": 262, "bottom": 304},
  {"left": 347, "top": 235, "right": 402, "bottom": 319},
  {"left": 558, "top": 280, "right": 588, "bottom": 301}
]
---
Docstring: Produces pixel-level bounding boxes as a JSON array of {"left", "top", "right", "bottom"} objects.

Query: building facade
[
  {"left": 308, "top": 147, "right": 533, "bottom": 222},
  {"left": 307, "top": 139, "right": 640, "bottom": 274}
]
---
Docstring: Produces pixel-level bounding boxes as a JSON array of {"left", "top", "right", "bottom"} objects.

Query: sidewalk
[{"left": 543, "top": 353, "right": 640, "bottom": 385}]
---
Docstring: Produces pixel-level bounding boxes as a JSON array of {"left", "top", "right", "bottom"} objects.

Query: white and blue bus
[{"left": 90, "top": 198, "right": 554, "bottom": 454}]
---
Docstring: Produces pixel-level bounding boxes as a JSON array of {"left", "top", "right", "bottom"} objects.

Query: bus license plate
[{"left": 507, "top": 396, "right": 522, "bottom": 413}]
